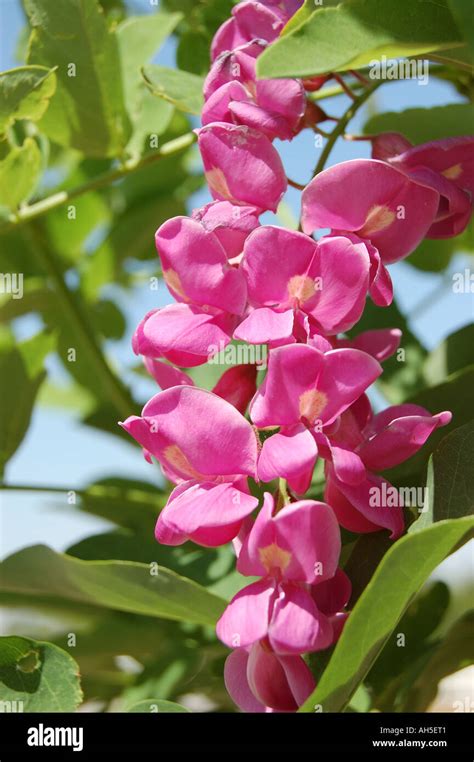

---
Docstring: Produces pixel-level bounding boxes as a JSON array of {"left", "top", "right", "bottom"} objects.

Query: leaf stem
[
  {"left": 1, "top": 132, "right": 196, "bottom": 233},
  {"left": 25, "top": 222, "right": 134, "bottom": 420},
  {"left": 312, "top": 81, "right": 381, "bottom": 178}
]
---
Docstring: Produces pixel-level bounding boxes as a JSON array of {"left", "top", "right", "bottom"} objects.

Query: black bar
[{"left": 0, "top": 712, "right": 471, "bottom": 757}]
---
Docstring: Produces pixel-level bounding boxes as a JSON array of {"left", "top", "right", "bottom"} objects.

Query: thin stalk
[{"left": 1, "top": 133, "right": 196, "bottom": 233}]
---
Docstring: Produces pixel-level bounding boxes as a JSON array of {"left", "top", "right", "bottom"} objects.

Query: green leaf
[
  {"left": 25, "top": 0, "right": 131, "bottom": 157},
  {"left": 0, "top": 635, "right": 82, "bottom": 711},
  {"left": 127, "top": 699, "right": 190, "bottom": 713},
  {"left": 364, "top": 104, "right": 474, "bottom": 143},
  {"left": 0, "top": 544, "right": 226, "bottom": 626},
  {"left": 411, "top": 420, "right": 474, "bottom": 531},
  {"left": 143, "top": 65, "right": 204, "bottom": 115},
  {"left": 423, "top": 324, "right": 474, "bottom": 386},
  {"left": 365, "top": 582, "right": 450, "bottom": 709},
  {"left": 0, "top": 329, "right": 54, "bottom": 474},
  {"left": 299, "top": 516, "right": 474, "bottom": 712},
  {"left": 0, "top": 65, "right": 57, "bottom": 135},
  {"left": 447, "top": 0, "right": 474, "bottom": 55},
  {"left": 117, "top": 13, "right": 182, "bottom": 113},
  {"left": 0, "top": 137, "right": 42, "bottom": 209},
  {"left": 401, "top": 611, "right": 474, "bottom": 711},
  {"left": 257, "top": 0, "right": 463, "bottom": 78}
]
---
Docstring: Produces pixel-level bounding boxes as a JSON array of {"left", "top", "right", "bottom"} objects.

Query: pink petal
[
  {"left": 307, "top": 234, "right": 371, "bottom": 334},
  {"left": 311, "top": 568, "right": 352, "bottom": 616},
  {"left": 197, "top": 122, "right": 287, "bottom": 212},
  {"left": 269, "top": 583, "right": 333, "bottom": 654},
  {"left": 339, "top": 328, "right": 402, "bottom": 363},
  {"left": 250, "top": 344, "right": 325, "bottom": 427},
  {"left": 155, "top": 216, "right": 247, "bottom": 315},
  {"left": 216, "top": 578, "right": 277, "bottom": 648},
  {"left": 132, "top": 304, "right": 235, "bottom": 367},
  {"left": 247, "top": 642, "right": 299, "bottom": 712},
  {"left": 224, "top": 649, "right": 266, "bottom": 712},
  {"left": 392, "top": 136, "right": 474, "bottom": 196},
  {"left": 257, "top": 424, "right": 318, "bottom": 494},
  {"left": 211, "top": 364, "right": 258, "bottom": 414},
  {"left": 241, "top": 226, "right": 318, "bottom": 308},
  {"left": 326, "top": 467, "right": 405, "bottom": 539},
  {"left": 234, "top": 307, "right": 295, "bottom": 345},
  {"left": 121, "top": 386, "right": 258, "bottom": 482},
  {"left": 359, "top": 406, "right": 452, "bottom": 471},
  {"left": 314, "top": 348, "right": 382, "bottom": 426},
  {"left": 157, "top": 480, "right": 258, "bottom": 547}
]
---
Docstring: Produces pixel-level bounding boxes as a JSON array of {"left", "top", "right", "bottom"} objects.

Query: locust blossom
[
  {"left": 203, "top": 40, "right": 306, "bottom": 141},
  {"left": 322, "top": 396, "right": 452, "bottom": 538},
  {"left": 217, "top": 494, "right": 342, "bottom": 653},
  {"left": 250, "top": 343, "right": 382, "bottom": 494},
  {"left": 196, "top": 122, "right": 287, "bottom": 211},
  {"left": 301, "top": 158, "right": 441, "bottom": 263},
  {"left": 224, "top": 643, "right": 315, "bottom": 712},
  {"left": 371, "top": 134, "right": 474, "bottom": 239},
  {"left": 120, "top": 387, "right": 259, "bottom": 546},
  {"left": 234, "top": 226, "right": 392, "bottom": 346},
  {"left": 211, "top": 0, "right": 303, "bottom": 60}
]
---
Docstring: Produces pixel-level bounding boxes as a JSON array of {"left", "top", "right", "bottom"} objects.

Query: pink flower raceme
[
  {"left": 301, "top": 158, "right": 441, "bottom": 263},
  {"left": 322, "top": 396, "right": 452, "bottom": 538},
  {"left": 371, "top": 134, "right": 474, "bottom": 239},
  {"left": 197, "top": 122, "right": 287, "bottom": 211},
  {"left": 203, "top": 40, "right": 306, "bottom": 141},
  {"left": 144, "top": 359, "right": 258, "bottom": 416},
  {"left": 211, "top": 0, "right": 303, "bottom": 61},
  {"left": 250, "top": 343, "right": 382, "bottom": 494},
  {"left": 234, "top": 226, "right": 392, "bottom": 347},
  {"left": 120, "top": 386, "right": 259, "bottom": 546},
  {"left": 224, "top": 642, "right": 315, "bottom": 712},
  {"left": 217, "top": 493, "right": 343, "bottom": 653}
]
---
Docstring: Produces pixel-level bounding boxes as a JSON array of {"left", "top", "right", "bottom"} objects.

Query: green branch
[
  {"left": 1, "top": 133, "right": 196, "bottom": 233},
  {"left": 312, "top": 81, "right": 382, "bottom": 177}
]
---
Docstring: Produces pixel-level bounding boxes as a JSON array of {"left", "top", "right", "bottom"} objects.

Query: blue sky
[{"left": 0, "top": 0, "right": 472, "bottom": 605}]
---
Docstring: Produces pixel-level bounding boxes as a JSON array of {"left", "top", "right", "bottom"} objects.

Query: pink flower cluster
[{"left": 122, "top": 0, "right": 471, "bottom": 712}]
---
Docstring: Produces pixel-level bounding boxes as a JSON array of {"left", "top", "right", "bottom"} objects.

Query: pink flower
[
  {"left": 321, "top": 396, "right": 452, "bottom": 538},
  {"left": 301, "top": 158, "right": 440, "bottom": 263},
  {"left": 155, "top": 215, "right": 247, "bottom": 315},
  {"left": 120, "top": 386, "right": 259, "bottom": 546},
  {"left": 132, "top": 304, "right": 236, "bottom": 367},
  {"left": 191, "top": 200, "right": 260, "bottom": 260},
  {"left": 217, "top": 493, "right": 341, "bottom": 653},
  {"left": 211, "top": 1, "right": 303, "bottom": 61},
  {"left": 335, "top": 327, "right": 402, "bottom": 363},
  {"left": 250, "top": 343, "right": 382, "bottom": 493},
  {"left": 224, "top": 642, "right": 315, "bottom": 712},
  {"left": 196, "top": 122, "right": 287, "bottom": 211},
  {"left": 234, "top": 226, "right": 392, "bottom": 346},
  {"left": 373, "top": 135, "right": 474, "bottom": 239},
  {"left": 145, "top": 359, "right": 258, "bottom": 415},
  {"left": 203, "top": 40, "right": 306, "bottom": 140}
]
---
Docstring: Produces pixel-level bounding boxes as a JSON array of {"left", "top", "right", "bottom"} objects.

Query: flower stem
[{"left": 312, "top": 81, "right": 381, "bottom": 178}]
